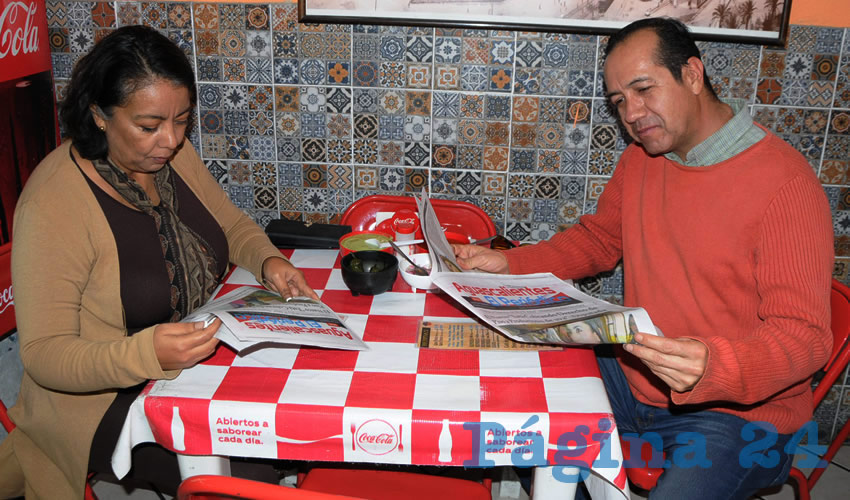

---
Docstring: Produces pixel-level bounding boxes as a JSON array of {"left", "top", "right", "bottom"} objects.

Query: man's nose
[{"left": 622, "top": 97, "right": 645, "bottom": 124}]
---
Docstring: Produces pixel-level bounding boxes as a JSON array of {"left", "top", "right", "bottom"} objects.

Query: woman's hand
[
  {"left": 452, "top": 244, "right": 510, "bottom": 273},
  {"left": 262, "top": 256, "right": 319, "bottom": 300},
  {"left": 153, "top": 319, "right": 221, "bottom": 371}
]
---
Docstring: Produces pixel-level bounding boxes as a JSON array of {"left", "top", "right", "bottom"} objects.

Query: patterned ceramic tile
[
  {"left": 432, "top": 28, "right": 514, "bottom": 93},
  {"left": 352, "top": 88, "right": 431, "bottom": 167},
  {"left": 196, "top": 83, "right": 273, "bottom": 160},
  {"left": 515, "top": 33, "right": 597, "bottom": 97},
  {"left": 575, "top": 263, "right": 624, "bottom": 305},
  {"left": 45, "top": 0, "right": 67, "bottom": 27},
  {"left": 752, "top": 106, "right": 828, "bottom": 171},
  {"left": 756, "top": 26, "right": 844, "bottom": 107},
  {"left": 820, "top": 110, "right": 850, "bottom": 185},
  {"left": 698, "top": 40, "right": 760, "bottom": 101},
  {"left": 833, "top": 257, "right": 850, "bottom": 285},
  {"left": 834, "top": 28, "right": 850, "bottom": 108},
  {"left": 587, "top": 99, "right": 628, "bottom": 176}
]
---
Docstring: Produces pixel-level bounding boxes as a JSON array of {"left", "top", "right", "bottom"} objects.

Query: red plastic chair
[
  {"left": 297, "top": 468, "right": 492, "bottom": 500},
  {"left": 177, "top": 474, "right": 366, "bottom": 499},
  {"left": 0, "top": 242, "right": 99, "bottom": 500},
  {"left": 340, "top": 195, "right": 497, "bottom": 243},
  {"left": 785, "top": 279, "right": 850, "bottom": 500},
  {"left": 621, "top": 278, "right": 850, "bottom": 498}
]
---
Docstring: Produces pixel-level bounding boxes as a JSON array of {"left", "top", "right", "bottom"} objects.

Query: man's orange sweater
[{"left": 507, "top": 131, "right": 834, "bottom": 434}]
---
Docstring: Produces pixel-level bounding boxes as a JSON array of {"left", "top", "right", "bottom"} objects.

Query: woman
[
  {"left": 0, "top": 26, "right": 316, "bottom": 499},
  {"left": 556, "top": 317, "right": 607, "bottom": 344}
]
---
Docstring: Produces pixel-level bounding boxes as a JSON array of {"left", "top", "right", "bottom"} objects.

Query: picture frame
[{"left": 298, "top": 0, "right": 792, "bottom": 46}]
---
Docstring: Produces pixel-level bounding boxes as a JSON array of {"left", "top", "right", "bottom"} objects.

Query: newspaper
[
  {"left": 414, "top": 190, "right": 659, "bottom": 345},
  {"left": 417, "top": 320, "right": 561, "bottom": 351},
  {"left": 414, "top": 189, "right": 464, "bottom": 273},
  {"left": 430, "top": 272, "right": 658, "bottom": 345},
  {"left": 184, "top": 286, "right": 368, "bottom": 352}
]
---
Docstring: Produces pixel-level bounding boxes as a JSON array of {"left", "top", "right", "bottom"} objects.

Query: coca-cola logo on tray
[
  {"left": 355, "top": 419, "right": 398, "bottom": 456},
  {"left": 0, "top": 0, "right": 50, "bottom": 82}
]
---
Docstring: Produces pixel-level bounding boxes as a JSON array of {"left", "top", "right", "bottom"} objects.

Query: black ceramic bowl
[{"left": 341, "top": 250, "right": 399, "bottom": 296}]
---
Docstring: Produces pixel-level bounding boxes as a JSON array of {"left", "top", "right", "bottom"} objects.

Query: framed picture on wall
[{"left": 298, "top": 0, "right": 792, "bottom": 45}]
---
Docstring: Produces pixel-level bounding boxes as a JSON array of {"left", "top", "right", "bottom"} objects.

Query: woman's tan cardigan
[{"left": 0, "top": 141, "right": 283, "bottom": 498}]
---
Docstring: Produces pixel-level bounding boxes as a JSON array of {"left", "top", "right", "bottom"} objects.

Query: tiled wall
[{"left": 39, "top": 1, "right": 850, "bottom": 441}]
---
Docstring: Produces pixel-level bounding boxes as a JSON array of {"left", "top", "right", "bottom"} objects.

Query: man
[{"left": 455, "top": 18, "right": 834, "bottom": 498}]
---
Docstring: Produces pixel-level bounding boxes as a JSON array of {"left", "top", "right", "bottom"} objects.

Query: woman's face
[
  {"left": 93, "top": 79, "right": 191, "bottom": 179},
  {"left": 568, "top": 322, "right": 600, "bottom": 344}
]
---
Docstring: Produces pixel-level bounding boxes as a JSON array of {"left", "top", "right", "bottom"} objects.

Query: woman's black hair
[
  {"left": 59, "top": 25, "right": 197, "bottom": 160},
  {"left": 605, "top": 17, "right": 717, "bottom": 100}
]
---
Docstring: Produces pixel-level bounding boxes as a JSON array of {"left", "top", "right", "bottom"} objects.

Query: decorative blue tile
[
  {"left": 505, "top": 222, "right": 531, "bottom": 242},
  {"left": 433, "top": 92, "right": 460, "bottom": 118},
  {"left": 249, "top": 137, "right": 276, "bottom": 161},
  {"left": 277, "top": 139, "right": 300, "bottom": 162},
  {"left": 461, "top": 65, "right": 488, "bottom": 91},
  {"left": 228, "top": 184, "right": 255, "bottom": 209},
  {"left": 300, "top": 59, "right": 326, "bottom": 85},
  {"left": 205, "top": 159, "right": 228, "bottom": 183},
  {"left": 273, "top": 58, "right": 298, "bottom": 84},
  {"left": 66, "top": 1, "right": 93, "bottom": 27},
  {"left": 51, "top": 53, "right": 74, "bottom": 78},
  {"left": 435, "top": 36, "right": 461, "bottom": 64}
]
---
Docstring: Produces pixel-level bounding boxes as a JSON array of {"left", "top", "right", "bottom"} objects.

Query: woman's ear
[{"left": 90, "top": 104, "right": 106, "bottom": 130}]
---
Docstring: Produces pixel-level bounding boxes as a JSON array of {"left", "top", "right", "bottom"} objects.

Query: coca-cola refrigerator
[
  {"left": 1, "top": 0, "right": 55, "bottom": 335},
  {"left": 0, "top": 0, "right": 58, "bottom": 244}
]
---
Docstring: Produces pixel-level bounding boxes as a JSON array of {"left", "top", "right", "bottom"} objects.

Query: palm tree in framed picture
[
  {"left": 712, "top": 1, "right": 731, "bottom": 28},
  {"left": 738, "top": 0, "right": 756, "bottom": 29},
  {"left": 763, "top": 0, "right": 783, "bottom": 31}
]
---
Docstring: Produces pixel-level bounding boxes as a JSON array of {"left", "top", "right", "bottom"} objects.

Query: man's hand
[
  {"left": 452, "top": 244, "right": 510, "bottom": 273},
  {"left": 624, "top": 333, "right": 708, "bottom": 392},
  {"left": 262, "top": 257, "right": 319, "bottom": 300},
  {"left": 153, "top": 319, "right": 221, "bottom": 371}
]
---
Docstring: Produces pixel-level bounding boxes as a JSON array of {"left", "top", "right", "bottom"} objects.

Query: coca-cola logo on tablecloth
[
  {"left": 0, "top": 0, "right": 50, "bottom": 81},
  {"left": 355, "top": 419, "right": 399, "bottom": 456}
]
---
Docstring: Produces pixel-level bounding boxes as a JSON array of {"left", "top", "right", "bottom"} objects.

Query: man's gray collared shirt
[{"left": 664, "top": 99, "right": 765, "bottom": 167}]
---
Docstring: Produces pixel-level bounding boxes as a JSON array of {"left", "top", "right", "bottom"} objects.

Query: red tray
[{"left": 340, "top": 195, "right": 497, "bottom": 243}]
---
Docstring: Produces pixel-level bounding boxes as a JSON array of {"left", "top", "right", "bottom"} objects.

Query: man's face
[{"left": 603, "top": 30, "right": 699, "bottom": 158}]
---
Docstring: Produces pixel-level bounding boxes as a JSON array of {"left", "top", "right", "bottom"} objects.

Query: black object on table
[{"left": 265, "top": 219, "right": 352, "bottom": 249}]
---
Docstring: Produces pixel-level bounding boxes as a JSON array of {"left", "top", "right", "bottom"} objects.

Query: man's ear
[{"left": 681, "top": 56, "right": 706, "bottom": 95}]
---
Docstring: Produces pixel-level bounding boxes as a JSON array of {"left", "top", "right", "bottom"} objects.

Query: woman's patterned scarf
[{"left": 92, "top": 157, "right": 219, "bottom": 321}]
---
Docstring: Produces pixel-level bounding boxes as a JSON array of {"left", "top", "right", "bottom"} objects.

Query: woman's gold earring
[{"left": 99, "top": 126, "right": 105, "bottom": 131}]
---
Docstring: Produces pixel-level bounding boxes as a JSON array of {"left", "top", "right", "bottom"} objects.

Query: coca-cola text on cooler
[
  {"left": 0, "top": 284, "right": 12, "bottom": 315},
  {"left": 0, "top": 1, "right": 39, "bottom": 59}
]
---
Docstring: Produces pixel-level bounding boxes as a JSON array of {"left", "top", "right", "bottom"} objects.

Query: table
[{"left": 112, "top": 249, "right": 630, "bottom": 499}]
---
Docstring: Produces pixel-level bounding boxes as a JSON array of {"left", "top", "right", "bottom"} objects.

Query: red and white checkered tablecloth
[{"left": 113, "top": 249, "right": 628, "bottom": 497}]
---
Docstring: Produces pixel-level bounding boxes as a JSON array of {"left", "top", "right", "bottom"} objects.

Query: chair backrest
[
  {"left": 812, "top": 279, "right": 850, "bottom": 405},
  {"left": 340, "top": 195, "right": 497, "bottom": 243},
  {"left": 177, "top": 475, "right": 366, "bottom": 500}
]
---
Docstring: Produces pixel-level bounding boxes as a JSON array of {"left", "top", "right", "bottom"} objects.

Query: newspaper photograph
[
  {"left": 185, "top": 286, "right": 368, "bottom": 352},
  {"left": 430, "top": 272, "right": 660, "bottom": 345}
]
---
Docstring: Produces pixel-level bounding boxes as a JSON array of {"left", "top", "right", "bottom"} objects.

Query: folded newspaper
[
  {"left": 414, "top": 189, "right": 659, "bottom": 345},
  {"left": 430, "top": 272, "right": 658, "bottom": 345},
  {"left": 184, "top": 286, "right": 368, "bottom": 352}
]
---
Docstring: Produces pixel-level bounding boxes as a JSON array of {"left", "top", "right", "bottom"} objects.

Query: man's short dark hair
[
  {"left": 59, "top": 25, "right": 197, "bottom": 160},
  {"left": 605, "top": 17, "right": 717, "bottom": 99}
]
